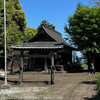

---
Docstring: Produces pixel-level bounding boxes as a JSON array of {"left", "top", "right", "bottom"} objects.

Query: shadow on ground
[
  {"left": 80, "top": 80, "right": 100, "bottom": 100},
  {"left": 23, "top": 80, "right": 50, "bottom": 85},
  {"left": 0, "top": 76, "right": 50, "bottom": 85},
  {"left": 80, "top": 80, "right": 97, "bottom": 85},
  {"left": 84, "top": 93, "right": 100, "bottom": 100}
]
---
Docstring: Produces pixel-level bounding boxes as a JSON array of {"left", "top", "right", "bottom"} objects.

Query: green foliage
[
  {"left": 0, "top": 0, "right": 27, "bottom": 53},
  {"left": 21, "top": 27, "right": 37, "bottom": 43},
  {"left": 65, "top": 3, "right": 100, "bottom": 55},
  {"left": 77, "top": 3, "right": 83, "bottom": 10},
  {"left": 81, "top": 63, "right": 88, "bottom": 67},
  {"left": 97, "top": 75, "right": 100, "bottom": 92},
  {"left": 37, "top": 20, "right": 55, "bottom": 31}
]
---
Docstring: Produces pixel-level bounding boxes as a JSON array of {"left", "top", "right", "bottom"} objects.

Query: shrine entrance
[{"left": 11, "top": 25, "right": 77, "bottom": 85}]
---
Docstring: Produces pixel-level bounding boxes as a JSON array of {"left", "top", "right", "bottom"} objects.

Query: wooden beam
[{"left": 14, "top": 54, "right": 58, "bottom": 58}]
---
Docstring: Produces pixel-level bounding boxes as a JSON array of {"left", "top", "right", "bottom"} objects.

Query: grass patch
[
  {"left": 36, "top": 91, "right": 49, "bottom": 99},
  {"left": 10, "top": 93, "right": 23, "bottom": 99},
  {"left": 81, "top": 63, "right": 88, "bottom": 67},
  {"left": 0, "top": 94, "right": 2, "bottom": 98},
  {"left": 97, "top": 74, "right": 100, "bottom": 92},
  {"left": 0, "top": 93, "right": 23, "bottom": 100},
  {"left": 49, "top": 86, "right": 58, "bottom": 92}
]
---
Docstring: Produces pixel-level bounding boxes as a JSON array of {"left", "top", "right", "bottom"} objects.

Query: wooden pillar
[
  {"left": 44, "top": 58, "right": 47, "bottom": 71},
  {"left": 10, "top": 59, "right": 14, "bottom": 74},
  {"left": 18, "top": 51, "right": 24, "bottom": 84},
  {"left": 51, "top": 51, "right": 55, "bottom": 84},
  {"left": 28, "top": 57, "right": 31, "bottom": 70}
]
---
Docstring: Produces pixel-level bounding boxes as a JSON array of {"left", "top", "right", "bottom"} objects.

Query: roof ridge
[{"left": 42, "top": 25, "right": 62, "bottom": 36}]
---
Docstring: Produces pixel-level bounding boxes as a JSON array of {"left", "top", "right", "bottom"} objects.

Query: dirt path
[
  {"left": 0, "top": 72, "right": 100, "bottom": 100},
  {"left": 49, "top": 73, "right": 99, "bottom": 100},
  {"left": 71, "top": 79, "right": 98, "bottom": 100}
]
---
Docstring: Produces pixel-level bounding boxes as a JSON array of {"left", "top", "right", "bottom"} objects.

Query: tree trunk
[
  {"left": 87, "top": 53, "right": 91, "bottom": 72},
  {"left": 87, "top": 52, "right": 95, "bottom": 72}
]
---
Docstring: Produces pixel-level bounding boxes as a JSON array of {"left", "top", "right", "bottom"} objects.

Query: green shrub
[{"left": 97, "top": 75, "right": 100, "bottom": 92}]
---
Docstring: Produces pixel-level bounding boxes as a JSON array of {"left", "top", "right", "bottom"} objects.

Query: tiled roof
[
  {"left": 11, "top": 45, "right": 64, "bottom": 49},
  {"left": 11, "top": 25, "right": 77, "bottom": 50},
  {"left": 42, "top": 26, "right": 67, "bottom": 45}
]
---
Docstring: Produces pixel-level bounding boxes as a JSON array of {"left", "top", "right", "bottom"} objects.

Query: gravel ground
[{"left": 0, "top": 72, "right": 100, "bottom": 100}]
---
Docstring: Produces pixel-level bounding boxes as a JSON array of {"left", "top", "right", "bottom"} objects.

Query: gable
[
  {"left": 29, "top": 27, "right": 56, "bottom": 42},
  {"left": 27, "top": 26, "right": 77, "bottom": 50}
]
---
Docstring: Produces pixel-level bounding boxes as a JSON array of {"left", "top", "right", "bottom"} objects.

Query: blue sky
[
  {"left": 20, "top": 0, "right": 89, "bottom": 57},
  {"left": 20, "top": 0, "right": 89, "bottom": 37}
]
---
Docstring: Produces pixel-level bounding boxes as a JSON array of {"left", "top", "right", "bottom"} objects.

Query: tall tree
[
  {"left": 37, "top": 20, "right": 55, "bottom": 31},
  {"left": 21, "top": 27, "right": 37, "bottom": 43},
  {"left": 0, "top": 0, "right": 27, "bottom": 53},
  {"left": 64, "top": 3, "right": 100, "bottom": 69}
]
